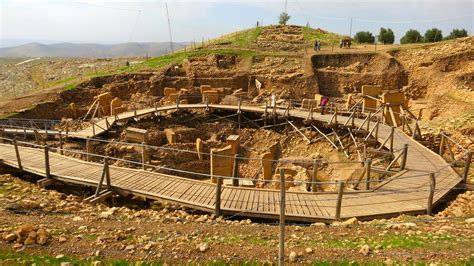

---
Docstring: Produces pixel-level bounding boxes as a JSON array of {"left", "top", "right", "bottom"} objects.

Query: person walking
[
  {"left": 317, "top": 41, "right": 321, "bottom": 51},
  {"left": 320, "top": 96, "right": 329, "bottom": 115}
]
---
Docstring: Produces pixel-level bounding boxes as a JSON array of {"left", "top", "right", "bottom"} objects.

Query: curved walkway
[{"left": 0, "top": 104, "right": 462, "bottom": 222}]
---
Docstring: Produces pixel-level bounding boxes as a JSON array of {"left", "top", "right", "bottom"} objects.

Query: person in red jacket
[{"left": 320, "top": 96, "right": 329, "bottom": 115}]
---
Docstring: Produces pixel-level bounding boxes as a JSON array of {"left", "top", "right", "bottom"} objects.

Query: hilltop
[{"left": 0, "top": 42, "right": 187, "bottom": 58}]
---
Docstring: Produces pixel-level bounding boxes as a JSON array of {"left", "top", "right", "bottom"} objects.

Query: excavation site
[{"left": 0, "top": 22, "right": 472, "bottom": 264}]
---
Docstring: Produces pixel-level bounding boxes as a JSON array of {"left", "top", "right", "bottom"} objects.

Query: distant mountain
[{"left": 0, "top": 42, "right": 186, "bottom": 58}]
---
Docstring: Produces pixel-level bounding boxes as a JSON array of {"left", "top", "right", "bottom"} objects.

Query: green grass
[
  {"left": 302, "top": 26, "right": 346, "bottom": 45},
  {"left": 218, "top": 27, "right": 262, "bottom": 48},
  {"left": 0, "top": 251, "right": 164, "bottom": 266},
  {"left": 324, "top": 232, "right": 457, "bottom": 250},
  {"left": 0, "top": 113, "right": 18, "bottom": 119},
  {"left": 218, "top": 233, "right": 272, "bottom": 247},
  {"left": 120, "top": 48, "right": 258, "bottom": 73}
]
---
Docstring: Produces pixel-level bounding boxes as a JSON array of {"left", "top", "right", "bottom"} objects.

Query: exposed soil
[
  {"left": 0, "top": 174, "right": 473, "bottom": 264},
  {"left": 1, "top": 26, "right": 473, "bottom": 264}
]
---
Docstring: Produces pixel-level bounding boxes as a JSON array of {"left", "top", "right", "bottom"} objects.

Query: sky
[{"left": 0, "top": 0, "right": 472, "bottom": 47}]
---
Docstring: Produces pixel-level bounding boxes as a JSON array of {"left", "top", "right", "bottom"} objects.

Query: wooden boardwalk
[{"left": 0, "top": 104, "right": 462, "bottom": 222}]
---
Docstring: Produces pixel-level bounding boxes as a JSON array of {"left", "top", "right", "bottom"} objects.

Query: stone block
[
  {"left": 202, "top": 90, "right": 219, "bottom": 104},
  {"left": 362, "top": 85, "right": 382, "bottom": 112},
  {"left": 261, "top": 152, "right": 273, "bottom": 181},
  {"left": 110, "top": 97, "right": 123, "bottom": 115},
  {"left": 169, "top": 93, "right": 178, "bottom": 102},
  {"left": 69, "top": 103, "right": 77, "bottom": 119},
  {"left": 314, "top": 93, "right": 324, "bottom": 103},
  {"left": 196, "top": 138, "right": 203, "bottom": 160},
  {"left": 97, "top": 92, "right": 113, "bottom": 106},
  {"left": 382, "top": 91, "right": 406, "bottom": 126},
  {"left": 210, "top": 145, "right": 234, "bottom": 183},
  {"left": 100, "top": 105, "right": 111, "bottom": 116},
  {"left": 125, "top": 127, "right": 148, "bottom": 144},
  {"left": 301, "top": 99, "right": 317, "bottom": 110},
  {"left": 200, "top": 85, "right": 213, "bottom": 94},
  {"left": 164, "top": 129, "right": 176, "bottom": 144},
  {"left": 273, "top": 167, "right": 297, "bottom": 190},
  {"left": 164, "top": 87, "right": 177, "bottom": 96},
  {"left": 226, "top": 135, "right": 240, "bottom": 155}
]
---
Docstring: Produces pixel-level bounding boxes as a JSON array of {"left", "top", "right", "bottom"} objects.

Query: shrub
[
  {"left": 278, "top": 12, "right": 290, "bottom": 25},
  {"left": 424, "top": 28, "right": 443, "bottom": 42},
  {"left": 379, "top": 27, "right": 395, "bottom": 44},
  {"left": 400, "top": 29, "right": 423, "bottom": 44},
  {"left": 354, "top": 31, "right": 375, "bottom": 44}
]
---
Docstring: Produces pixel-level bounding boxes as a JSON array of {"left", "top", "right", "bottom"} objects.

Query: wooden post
[
  {"left": 215, "top": 175, "right": 222, "bottom": 217},
  {"left": 375, "top": 120, "right": 380, "bottom": 140},
  {"left": 13, "top": 139, "right": 23, "bottom": 172},
  {"left": 365, "top": 159, "right": 372, "bottom": 190},
  {"left": 462, "top": 151, "right": 472, "bottom": 183},
  {"left": 44, "top": 145, "right": 50, "bottom": 178},
  {"left": 278, "top": 168, "right": 286, "bottom": 266},
  {"left": 400, "top": 144, "right": 408, "bottom": 170},
  {"left": 65, "top": 122, "right": 69, "bottom": 141},
  {"left": 134, "top": 105, "right": 138, "bottom": 121},
  {"left": 427, "top": 173, "right": 436, "bottom": 215},
  {"left": 366, "top": 112, "right": 371, "bottom": 131},
  {"left": 92, "top": 122, "right": 96, "bottom": 136},
  {"left": 389, "top": 126, "right": 394, "bottom": 153},
  {"left": 95, "top": 157, "right": 111, "bottom": 197},
  {"left": 34, "top": 130, "right": 40, "bottom": 144},
  {"left": 439, "top": 134, "right": 445, "bottom": 155},
  {"left": 311, "top": 160, "right": 318, "bottom": 192},
  {"left": 335, "top": 180, "right": 344, "bottom": 220},
  {"left": 141, "top": 142, "right": 148, "bottom": 170},
  {"left": 86, "top": 139, "right": 91, "bottom": 162},
  {"left": 232, "top": 154, "right": 239, "bottom": 187},
  {"left": 105, "top": 117, "right": 110, "bottom": 130},
  {"left": 0, "top": 128, "right": 4, "bottom": 143},
  {"left": 59, "top": 131, "right": 64, "bottom": 155}
]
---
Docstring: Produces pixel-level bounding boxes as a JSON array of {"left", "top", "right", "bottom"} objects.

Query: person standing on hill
[
  {"left": 320, "top": 96, "right": 329, "bottom": 115},
  {"left": 317, "top": 41, "right": 321, "bottom": 51}
]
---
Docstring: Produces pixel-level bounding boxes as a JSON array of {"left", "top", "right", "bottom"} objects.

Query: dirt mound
[
  {"left": 257, "top": 25, "right": 304, "bottom": 51},
  {"left": 390, "top": 37, "right": 473, "bottom": 140},
  {"left": 312, "top": 53, "right": 405, "bottom": 96}
]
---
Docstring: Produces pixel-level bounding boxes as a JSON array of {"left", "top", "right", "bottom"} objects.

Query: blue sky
[{"left": 0, "top": 0, "right": 472, "bottom": 47}]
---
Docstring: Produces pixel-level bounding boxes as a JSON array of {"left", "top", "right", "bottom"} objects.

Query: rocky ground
[
  {"left": 0, "top": 173, "right": 473, "bottom": 264},
  {"left": 0, "top": 58, "right": 134, "bottom": 99}
]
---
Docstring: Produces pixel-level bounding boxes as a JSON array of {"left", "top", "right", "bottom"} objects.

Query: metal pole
[
  {"left": 165, "top": 2, "right": 174, "bottom": 53},
  {"left": 278, "top": 168, "right": 286, "bottom": 266}
]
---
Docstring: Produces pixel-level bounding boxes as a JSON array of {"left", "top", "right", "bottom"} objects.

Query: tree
[
  {"left": 379, "top": 27, "right": 395, "bottom": 44},
  {"left": 424, "top": 28, "right": 443, "bottom": 42},
  {"left": 445, "top": 28, "right": 468, "bottom": 40},
  {"left": 353, "top": 31, "right": 375, "bottom": 43},
  {"left": 400, "top": 29, "right": 423, "bottom": 44},
  {"left": 278, "top": 12, "right": 290, "bottom": 25}
]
